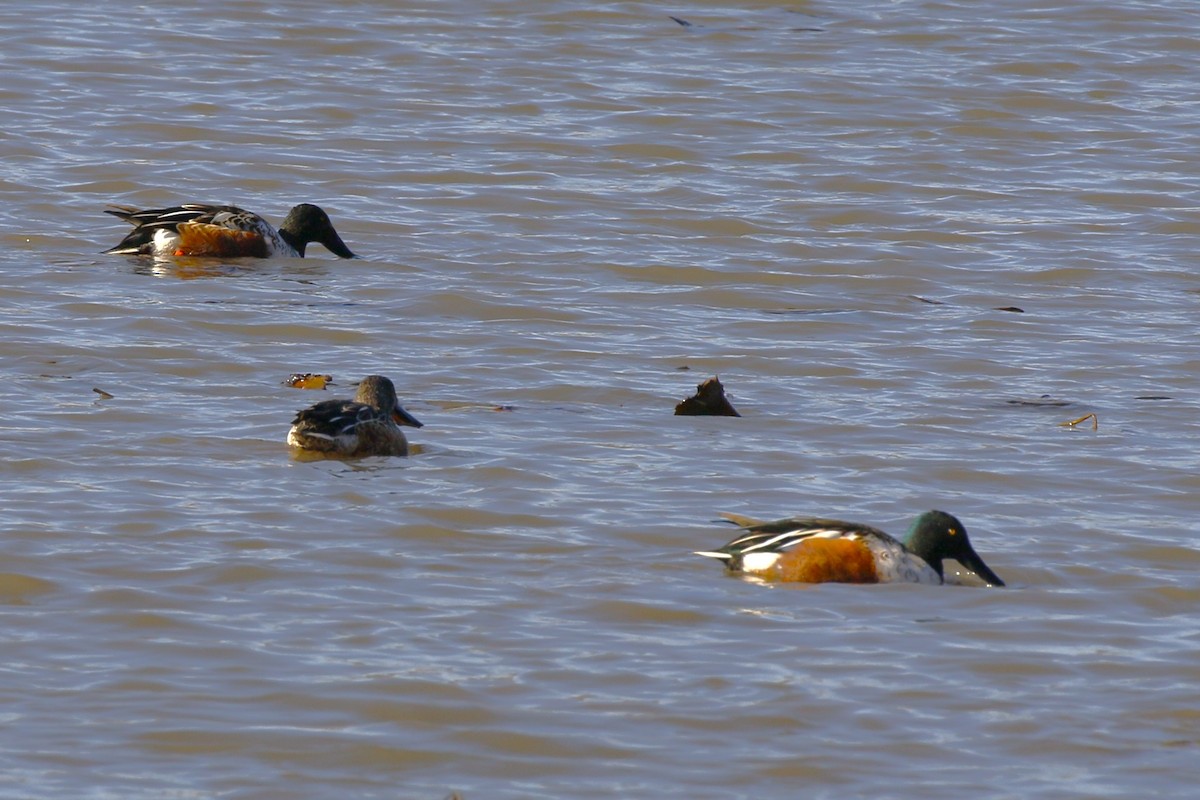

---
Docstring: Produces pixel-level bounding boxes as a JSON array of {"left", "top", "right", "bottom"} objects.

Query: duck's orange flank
[
  {"left": 176, "top": 222, "right": 270, "bottom": 258},
  {"left": 769, "top": 538, "right": 879, "bottom": 583}
]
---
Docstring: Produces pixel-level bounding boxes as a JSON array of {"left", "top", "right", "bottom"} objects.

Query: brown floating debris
[
  {"left": 675, "top": 376, "right": 740, "bottom": 417},
  {"left": 1059, "top": 412, "right": 1098, "bottom": 431},
  {"left": 910, "top": 296, "right": 1024, "bottom": 313},
  {"left": 1005, "top": 395, "right": 1072, "bottom": 407},
  {"left": 92, "top": 387, "right": 114, "bottom": 399},
  {"left": 669, "top": 12, "right": 824, "bottom": 32},
  {"left": 285, "top": 373, "right": 332, "bottom": 390}
]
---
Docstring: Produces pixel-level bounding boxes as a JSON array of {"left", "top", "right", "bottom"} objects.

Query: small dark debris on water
[
  {"left": 675, "top": 376, "right": 740, "bottom": 417},
  {"left": 1135, "top": 395, "right": 1173, "bottom": 401},
  {"left": 668, "top": 13, "right": 824, "bottom": 33},
  {"left": 92, "top": 387, "right": 114, "bottom": 399},
  {"left": 1005, "top": 395, "right": 1072, "bottom": 408},
  {"left": 908, "top": 296, "right": 1024, "bottom": 313}
]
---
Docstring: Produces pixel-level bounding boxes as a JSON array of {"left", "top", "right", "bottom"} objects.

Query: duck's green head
[{"left": 904, "top": 510, "right": 1005, "bottom": 587}]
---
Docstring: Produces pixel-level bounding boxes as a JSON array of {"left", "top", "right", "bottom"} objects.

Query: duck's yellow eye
[{"left": 948, "top": 528, "right": 958, "bottom": 536}]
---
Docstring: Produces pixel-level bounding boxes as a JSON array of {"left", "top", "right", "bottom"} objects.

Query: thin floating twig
[
  {"left": 92, "top": 387, "right": 114, "bottom": 399},
  {"left": 1059, "top": 412, "right": 1098, "bottom": 431}
]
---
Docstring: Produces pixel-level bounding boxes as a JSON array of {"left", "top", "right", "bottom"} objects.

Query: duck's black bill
[
  {"left": 393, "top": 405, "right": 423, "bottom": 429},
  {"left": 960, "top": 550, "right": 1005, "bottom": 587},
  {"left": 324, "top": 232, "right": 357, "bottom": 259}
]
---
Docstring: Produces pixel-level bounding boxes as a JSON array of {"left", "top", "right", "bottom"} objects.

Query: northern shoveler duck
[
  {"left": 287, "top": 375, "right": 422, "bottom": 457},
  {"left": 104, "top": 203, "right": 356, "bottom": 259},
  {"left": 695, "top": 510, "right": 1005, "bottom": 586}
]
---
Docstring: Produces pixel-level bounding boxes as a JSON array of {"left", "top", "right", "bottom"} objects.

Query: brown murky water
[{"left": 3, "top": 1, "right": 1200, "bottom": 797}]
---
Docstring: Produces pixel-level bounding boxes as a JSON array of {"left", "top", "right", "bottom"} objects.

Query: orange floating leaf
[{"left": 285, "top": 373, "right": 333, "bottom": 390}]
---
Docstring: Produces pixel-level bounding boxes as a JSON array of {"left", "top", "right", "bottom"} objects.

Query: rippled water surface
[{"left": 3, "top": 1, "right": 1200, "bottom": 798}]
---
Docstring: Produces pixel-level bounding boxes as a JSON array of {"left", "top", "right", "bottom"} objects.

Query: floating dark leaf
[{"left": 675, "top": 376, "right": 741, "bottom": 417}]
